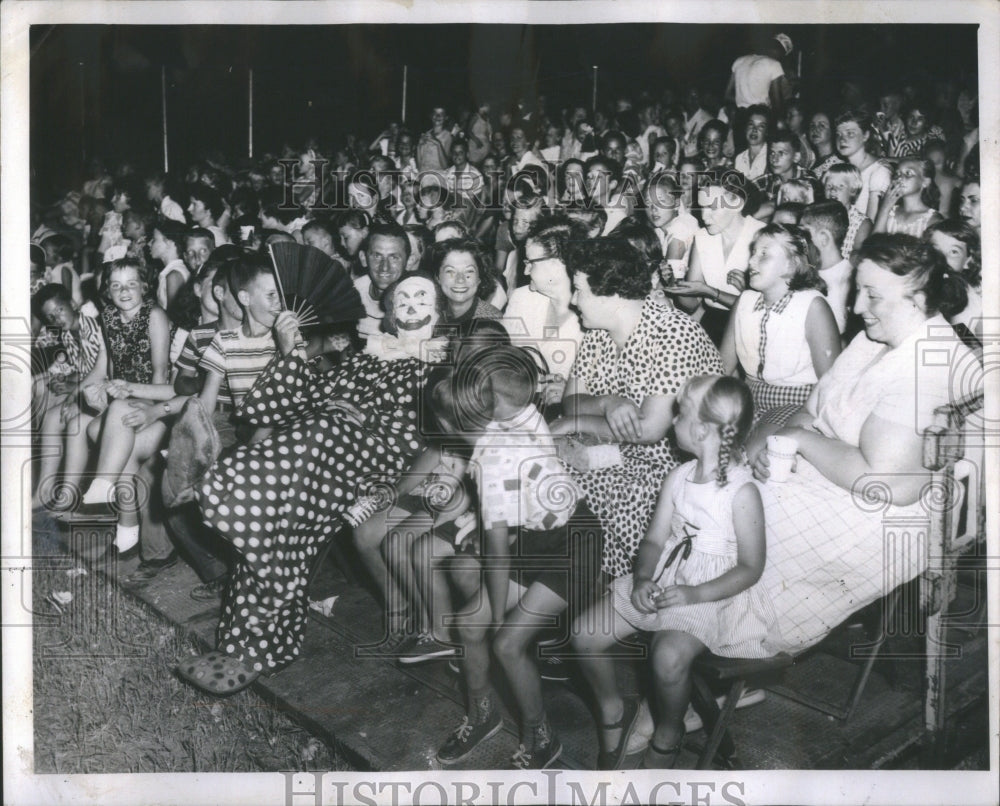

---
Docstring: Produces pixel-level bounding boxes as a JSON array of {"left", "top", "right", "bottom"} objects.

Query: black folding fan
[{"left": 267, "top": 242, "right": 364, "bottom": 332}]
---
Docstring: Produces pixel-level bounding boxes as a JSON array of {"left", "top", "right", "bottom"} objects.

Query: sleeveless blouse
[
  {"left": 101, "top": 301, "right": 154, "bottom": 383},
  {"left": 692, "top": 216, "right": 766, "bottom": 310}
]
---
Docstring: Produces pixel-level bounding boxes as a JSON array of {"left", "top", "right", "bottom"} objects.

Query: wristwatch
[{"left": 163, "top": 402, "right": 172, "bottom": 414}]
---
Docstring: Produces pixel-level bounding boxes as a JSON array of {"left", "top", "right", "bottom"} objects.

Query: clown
[{"left": 180, "top": 275, "right": 446, "bottom": 693}]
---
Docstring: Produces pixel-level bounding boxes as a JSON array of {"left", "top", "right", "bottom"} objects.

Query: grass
[{"left": 32, "top": 551, "right": 354, "bottom": 774}]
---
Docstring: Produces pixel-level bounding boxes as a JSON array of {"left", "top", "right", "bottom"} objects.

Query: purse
[{"left": 162, "top": 397, "right": 221, "bottom": 507}]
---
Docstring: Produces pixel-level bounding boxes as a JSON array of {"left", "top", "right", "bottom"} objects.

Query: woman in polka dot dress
[
  {"left": 179, "top": 274, "right": 447, "bottom": 692},
  {"left": 549, "top": 239, "right": 723, "bottom": 581}
]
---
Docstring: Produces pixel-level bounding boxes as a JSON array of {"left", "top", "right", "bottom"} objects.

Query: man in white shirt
[
  {"left": 445, "top": 141, "right": 485, "bottom": 205},
  {"left": 352, "top": 223, "right": 409, "bottom": 341},
  {"left": 726, "top": 33, "right": 793, "bottom": 152}
]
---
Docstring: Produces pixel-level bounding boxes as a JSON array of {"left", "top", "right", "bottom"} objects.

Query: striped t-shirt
[
  {"left": 175, "top": 322, "right": 233, "bottom": 408},
  {"left": 198, "top": 328, "right": 276, "bottom": 408}
]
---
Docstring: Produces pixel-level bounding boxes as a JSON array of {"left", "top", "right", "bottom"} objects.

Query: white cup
[
  {"left": 766, "top": 434, "right": 799, "bottom": 482},
  {"left": 668, "top": 259, "right": 687, "bottom": 280}
]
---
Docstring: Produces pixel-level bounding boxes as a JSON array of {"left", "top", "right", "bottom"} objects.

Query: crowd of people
[{"left": 30, "top": 33, "right": 983, "bottom": 771}]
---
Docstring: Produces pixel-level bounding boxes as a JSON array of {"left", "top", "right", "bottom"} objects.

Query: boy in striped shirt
[{"left": 198, "top": 254, "right": 282, "bottom": 421}]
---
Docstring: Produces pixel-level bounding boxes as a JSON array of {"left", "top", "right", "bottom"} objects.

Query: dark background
[{"left": 30, "top": 24, "right": 979, "bottom": 198}]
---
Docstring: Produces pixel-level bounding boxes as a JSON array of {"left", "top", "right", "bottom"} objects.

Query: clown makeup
[{"left": 391, "top": 275, "right": 438, "bottom": 332}]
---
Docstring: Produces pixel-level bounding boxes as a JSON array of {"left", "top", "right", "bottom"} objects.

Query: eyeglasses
[{"left": 523, "top": 255, "right": 554, "bottom": 267}]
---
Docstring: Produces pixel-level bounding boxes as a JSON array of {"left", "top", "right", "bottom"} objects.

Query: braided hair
[{"left": 683, "top": 375, "right": 755, "bottom": 486}]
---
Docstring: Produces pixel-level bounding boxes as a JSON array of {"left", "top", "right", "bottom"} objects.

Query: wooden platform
[{"left": 39, "top": 509, "right": 990, "bottom": 772}]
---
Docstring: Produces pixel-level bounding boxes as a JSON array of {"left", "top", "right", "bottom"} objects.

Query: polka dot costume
[
  {"left": 567, "top": 299, "right": 723, "bottom": 579},
  {"left": 200, "top": 350, "right": 428, "bottom": 672}
]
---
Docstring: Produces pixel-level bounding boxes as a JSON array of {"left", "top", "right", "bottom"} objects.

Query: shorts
[{"left": 507, "top": 500, "right": 603, "bottom": 607}]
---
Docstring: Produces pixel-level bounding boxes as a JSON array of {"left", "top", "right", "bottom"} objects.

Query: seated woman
[
  {"left": 502, "top": 216, "right": 586, "bottom": 406},
  {"left": 747, "top": 233, "right": 976, "bottom": 654},
  {"left": 426, "top": 236, "right": 503, "bottom": 329},
  {"left": 549, "top": 237, "right": 723, "bottom": 580},
  {"left": 178, "top": 274, "right": 448, "bottom": 692},
  {"left": 720, "top": 223, "right": 841, "bottom": 423},
  {"left": 667, "top": 171, "right": 765, "bottom": 345}
]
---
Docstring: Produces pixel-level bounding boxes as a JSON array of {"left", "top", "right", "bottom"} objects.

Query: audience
[{"left": 28, "top": 58, "right": 984, "bottom": 771}]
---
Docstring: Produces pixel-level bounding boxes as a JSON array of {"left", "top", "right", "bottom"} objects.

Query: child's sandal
[
  {"left": 640, "top": 735, "right": 684, "bottom": 769},
  {"left": 596, "top": 695, "right": 641, "bottom": 771}
]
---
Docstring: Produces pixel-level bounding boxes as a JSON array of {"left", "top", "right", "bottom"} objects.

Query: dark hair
[
  {"left": 39, "top": 233, "right": 76, "bottom": 264},
  {"left": 365, "top": 220, "right": 411, "bottom": 261},
  {"left": 564, "top": 236, "right": 649, "bottom": 300},
  {"left": 259, "top": 186, "right": 301, "bottom": 226},
  {"left": 188, "top": 182, "right": 225, "bottom": 222},
  {"left": 698, "top": 168, "right": 751, "bottom": 208},
  {"left": 922, "top": 218, "right": 981, "bottom": 288},
  {"left": 767, "top": 128, "right": 798, "bottom": 148},
  {"left": 858, "top": 233, "right": 967, "bottom": 318},
  {"left": 800, "top": 200, "right": 849, "bottom": 249},
  {"left": 446, "top": 344, "right": 540, "bottom": 430},
  {"left": 32, "top": 283, "right": 74, "bottom": 320},
  {"left": 751, "top": 223, "right": 827, "bottom": 294},
  {"left": 153, "top": 220, "right": 188, "bottom": 257},
  {"left": 515, "top": 164, "right": 551, "bottom": 198},
  {"left": 555, "top": 159, "right": 585, "bottom": 200},
  {"left": 584, "top": 154, "right": 623, "bottom": 185},
  {"left": 425, "top": 237, "right": 498, "bottom": 301},
  {"left": 186, "top": 227, "right": 216, "bottom": 250},
  {"left": 30, "top": 242, "right": 47, "bottom": 269},
  {"left": 227, "top": 252, "right": 275, "bottom": 299},
  {"left": 744, "top": 104, "right": 772, "bottom": 130},
  {"left": 772, "top": 201, "right": 806, "bottom": 223},
  {"left": 608, "top": 215, "right": 661, "bottom": 276},
  {"left": 525, "top": 214, "right": 589, "bottom": 262},
  {"left": 699, "top": 119, "right": 729, "bottom": 147},
  {"left": 334, "top": 208, "right": 371, "bottom": 232},
  {"left": 379, "top": 271, "right": 444, "bottom": 334},
  {"left": 453, "top": 317, "right": 512, "bottom": 364}
]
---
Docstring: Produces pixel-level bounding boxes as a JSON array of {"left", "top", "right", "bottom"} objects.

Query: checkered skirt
[{"left": 746, "top": 377, "right": 813, "bottom": 426}]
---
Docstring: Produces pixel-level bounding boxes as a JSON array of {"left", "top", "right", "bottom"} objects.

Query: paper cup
[
  {"left": 668, "top": 259, "right": 687, "bottom": 280},
  {"left": 766, "top": 434, "right": 799, "bottom": 482}
]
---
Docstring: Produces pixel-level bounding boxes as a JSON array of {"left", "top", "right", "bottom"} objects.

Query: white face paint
[{"left": 391, "top": 276, "right": 438, "bottom": 332}]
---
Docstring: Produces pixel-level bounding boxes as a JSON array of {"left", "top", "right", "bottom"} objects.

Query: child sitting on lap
[{"left": 434, "top": 346, "right": 601, "bottom": 771}]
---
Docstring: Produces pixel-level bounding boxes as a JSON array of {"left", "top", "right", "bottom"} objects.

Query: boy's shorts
[{"left": 507, "top": 500, "right": 603, "bottom": 606}]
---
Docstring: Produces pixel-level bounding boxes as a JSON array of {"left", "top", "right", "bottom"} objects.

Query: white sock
[
  {"left": 114, "top": 523, "right": 139, "bottom": 552},
  {"left": 82, "top": 477, "right": 116, "bottom": 505}
]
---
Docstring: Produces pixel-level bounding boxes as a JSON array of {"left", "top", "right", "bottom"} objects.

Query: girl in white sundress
[{"left": 572, "top": 374, "right": 776, "bottom": 770}]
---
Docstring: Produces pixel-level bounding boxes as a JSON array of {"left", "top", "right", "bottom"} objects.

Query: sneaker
[
  {"left": 436, "top": 709, "right": 503, "bottom": 765},
  {"left": 538, "top": 654, "right": 570, "bottom": 682},
  {"left": 684, "top": 688, "right": 766, "bottom": 733},
  {"left": 396, "top": 632, "right": 457, "bottom": 665},
  {"left": 121, "top": 553, "right": 178, "bottom": 587},
  {"left": 509, "top": 735, "right": 563, "bottom": 770},
  {"left": 190, "top": 576, "right": 227, "bottom": 602}
]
